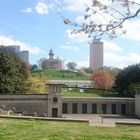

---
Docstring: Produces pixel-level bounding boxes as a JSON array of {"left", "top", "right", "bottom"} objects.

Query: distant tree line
[{"left": 90, "top": 64, "right": 140, "bottom": 97}]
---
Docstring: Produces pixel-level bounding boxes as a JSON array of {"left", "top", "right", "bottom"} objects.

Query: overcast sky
[{"left": 0, "top": 0, "right": 140, "bottom": 69}]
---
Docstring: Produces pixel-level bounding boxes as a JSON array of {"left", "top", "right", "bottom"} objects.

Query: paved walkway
[
  {"left": 0, "top": 114, "right": 139, "bottom": 127},
  {"left": 63, "top": 114, "right": 140, "bottom": 127}
]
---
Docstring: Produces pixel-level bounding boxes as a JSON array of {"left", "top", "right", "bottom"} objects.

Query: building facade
[
  {"left": 7, "top": 45, "right": 20, "bottom": 53},
  {"left": 62, "top": 97, "right": 134, "bottom": 116},
  {"left": 20, "top": 51, "right": 29, "bottom": 64},
  {"left": 42, "top": 49, "right": 64, "bottom": 70},
  {"left": 1, "top": 84, "right": 140, "bottom": 118},
  {"left": 6, "top": 45, "right": 29, "bottom": 64},
  {"left": 0, "top": 93, "right": 135, "bottom": 117},
  {"left": 90, "top": 39, "right": 103, "bottom": 71}
]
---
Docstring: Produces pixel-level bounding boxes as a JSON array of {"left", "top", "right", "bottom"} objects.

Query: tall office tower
[
  {"left": 7, "top": 45, "right": 20, "bottom": 53},
  {"left": 20, "top": 50, "right": 29, "bottom": 64},
  {"left": 90, "top": 39, "right": 103, "bottom": 71},
  {"left": 10, "top": 45, "right": 20, "bottom": 52}
]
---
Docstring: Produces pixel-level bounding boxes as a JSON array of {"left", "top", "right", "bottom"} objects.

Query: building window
[
  {"left": 92, "top": 104, "right": 97, "bottom": 114},
  {"left": 62, "top": 103, "right": 68, "bottom": 114},
  {"left": 72, "top": 103, "right": 77, "bottom": 114},
  {"left": 121, "top": 104, "right": 126, "bottom": 115},
  {"left": 111, "top": 104, "right": 116, "bottom": 114},
  {"left": 53, "top": 97, "right": 58, "bottom": 103},
  {"left": 82, "top": 103, "right": 87, "bottom": 114},
  {"left": 102, "top": 104, "right": 107, "bottom": 114}
]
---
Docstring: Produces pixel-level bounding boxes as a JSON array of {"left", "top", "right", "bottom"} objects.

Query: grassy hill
[{"left": 31, "top": 69, "right": 89, "bottom": 80}]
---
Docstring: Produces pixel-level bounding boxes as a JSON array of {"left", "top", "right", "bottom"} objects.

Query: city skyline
[
  {"left": 0, "top": 0, "right": 140, "bottom": 68},
  {"left": 5, "top": 45, "right": 29, "bottom": 64}
]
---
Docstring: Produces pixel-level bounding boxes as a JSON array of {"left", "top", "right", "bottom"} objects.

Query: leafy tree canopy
[
  {"left": 66, "top": 62, "right": 77, "bottom": 71},
  {"left": 38, "top": 58, "right": 48, "bottom": 69},
  {"left": 0, "top": 46, "right": 30, "bottom": 94},
  {"left": 114, "top": 63, "right": 140, "bottom": 97},
  {"left": 100, "top": 66, "right": 121, "bottom": 80}
]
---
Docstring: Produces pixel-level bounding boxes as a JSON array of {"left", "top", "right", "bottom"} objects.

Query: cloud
[
  {"left": 22, "top": 8, "right": 32, "bottom": 13},
  {"left": 75, "top": 12, "right": 114, "bottom": 26},
  {"left": 122, "top": 19, "right": 140, "bottom": 41},
  {"left": 76, "top": 60, "right": 89, "bottom": 68},
  {"left": 104, "top": 52, "right": 140, "bottom": 68},
  {"left": 103, "top": 41, "right": 140, "bottom": 68},
  {"left": 22, "top": 1, "right": 55, "bottom": 15},
  {"left": 23, "top": 1, "right": 56, "bottom": 15},
  {"left": 35, "top": 2, "right": 49, "bottom": 14},
  {"left": 59, "top": 45, "right": 80, "bottom": 52},
  {"left": 63, "top": 0, "right": 91, "bottom": 13},
  {"left": 65, "top": 58, "right": 89, "bottom": 69},
  {"left": 103, "top": 40, "right": 123, "bottom": 52},
  {"left": 66, "top": 29, "right": 90, "bottom": 43},
  {"left": 0, "top": 35, "right": 43, "bottom": 54},
  {"left": 63, "top": 0, "right": 111, "bottom": 13}
]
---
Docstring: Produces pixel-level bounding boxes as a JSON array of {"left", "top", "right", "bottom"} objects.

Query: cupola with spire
[{"left": 49, "top": 49, "right": 54, "bottom": 59}]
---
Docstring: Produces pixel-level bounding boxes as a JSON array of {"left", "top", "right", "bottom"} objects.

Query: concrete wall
[
  {"left": 135, "top": 94, "right": 140, "bottom": 118},
  {"left": 0, "top": 94, "right": 48, "bottom": 116},
  {"left": 62, "top": 97, "right": 135, "bottom": 116},
  {"left": 0, "top": 95, "right": 135, "bottom": 117}
]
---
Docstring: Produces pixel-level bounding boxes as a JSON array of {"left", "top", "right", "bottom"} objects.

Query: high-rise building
[
  {"left": 90, "top": 39, "right": 103, "bottom": 71},
  {"left": 20, "top": 51, "right": 29, "bottom": 64},
  {"left": 5, "top": 45, "right": 29, "bottom": 64},
  {"left": 7, "top": 45, "right": 20, "bottom": 53}
]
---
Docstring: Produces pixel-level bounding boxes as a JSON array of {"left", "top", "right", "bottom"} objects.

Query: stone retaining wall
[
  {"left": 0, "top": 95, "right": 135, "bottom": 117},
  {"left": 0, "top": 94, "right": 48, "bottom": 116}
]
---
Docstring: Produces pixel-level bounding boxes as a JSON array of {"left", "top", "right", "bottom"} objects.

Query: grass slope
[
  {"left": 0, "top": 119, "right": 140, "bottom": 140},
  {"left": 62, "top": 88, "right": 122, "bottom": 97},
  {"left": 32, "top": 69, "right": 89, "bottom": 80}
]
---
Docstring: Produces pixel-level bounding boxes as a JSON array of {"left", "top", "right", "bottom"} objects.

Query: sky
[{"left": 0, "top": 0, "right": 140, "bottom": 69}]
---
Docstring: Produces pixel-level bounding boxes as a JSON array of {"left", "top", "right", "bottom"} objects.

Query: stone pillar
[
  {"left": 68, "top": 102, "right": 72, "bottom": 114},
  {"left": 97, "top": 103, "right": 102, "bottom": 114},
  {"left": 107, "top": 103, "right": 111, "bottom": 114},
  {"left": 78, "top": 102, "right": 82, "bottom": 114},
  {"left": 135, "top": 86, "right": 140, "bottom": 118},
  {"left": 48, "top": 84, "right": 62, "bottom": 93},
  {"left": 87, "top": 102, "right": 92, "bottom": 114},
  {"left": 116, "top": 103, "right": 121, "bottom": 115},
  {"left": 47, "top": 84, "right": 62, "bottom": 117}
]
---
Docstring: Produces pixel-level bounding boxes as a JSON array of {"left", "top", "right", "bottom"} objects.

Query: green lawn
[
  {"left": 62, "top": 92, "right": 101, "bottom": 97},
  {"left": 31, "top": 69, "right": 89, "bottom": 80},
  {"left": 62, "top": 88, "right": 122, "bottom": 97},
  {"left": 0, "top": 119, "right": 140, "bottom": 140},
  {"left": 62, "top": 92, "right": 123, "bottom": 97}
]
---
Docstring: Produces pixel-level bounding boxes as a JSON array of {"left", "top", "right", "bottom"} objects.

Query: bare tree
[{"left": 63, "top": 0, "right": 140, "bottom": 39}]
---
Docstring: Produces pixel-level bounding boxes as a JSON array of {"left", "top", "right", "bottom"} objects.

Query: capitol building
[{"left": 42, "top": 49, "right": 64, "bottom": 70}]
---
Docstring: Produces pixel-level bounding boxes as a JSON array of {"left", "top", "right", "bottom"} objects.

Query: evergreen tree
[
  {"left": 114, "top": 63, "right": 140, "bottom": 97},
  {"left": 0, "top": 46, "right": 30, "bottom": 94}
]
